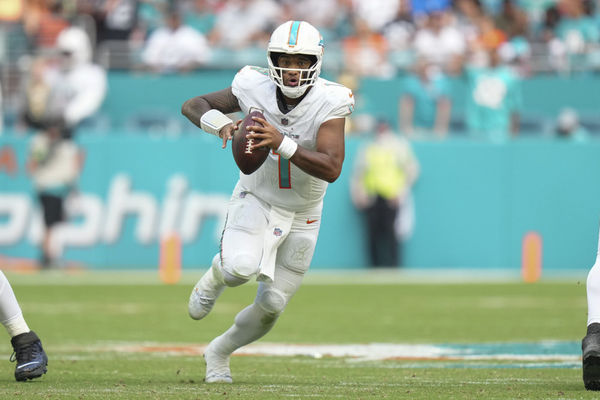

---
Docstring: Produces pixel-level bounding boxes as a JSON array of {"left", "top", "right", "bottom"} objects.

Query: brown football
[{"left": 232, "top": 110, "right": 270, "bottom": 175}]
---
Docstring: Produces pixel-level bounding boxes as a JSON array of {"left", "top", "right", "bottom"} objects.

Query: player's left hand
[
  {"left": 219, "top": 119, "right": 242, "bottom": 149},
  {"left": 246, "top": 116, "right": 283, "bottom": 151}
]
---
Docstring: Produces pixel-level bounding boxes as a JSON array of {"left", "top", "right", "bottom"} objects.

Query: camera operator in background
[{"left": 23, "top": 26, "right": 107, "bottom": 268}]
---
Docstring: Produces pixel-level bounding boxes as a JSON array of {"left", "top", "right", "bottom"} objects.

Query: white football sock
[
  {"left": 188, "top": 254, "right": 228, "bottom": 320},
  {"left": 588, "top": 231, "right": 600, "bottom": 326},
  {"left": 211, "top": 303, "right": 279, "bottom": 356},
  {"left": 0, "top": 272, "right": 30, "bottom": 337},
  {"left": 200, "top": 253, "right": 227, "bottom": 291}
]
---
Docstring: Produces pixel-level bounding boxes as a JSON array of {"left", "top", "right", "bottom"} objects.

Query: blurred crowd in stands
[{"left": 0, "top": 0, "right": 599, "bottom": 139}]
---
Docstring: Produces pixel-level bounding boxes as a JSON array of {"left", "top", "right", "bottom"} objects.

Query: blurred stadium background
[
  {"left": 0, "top": 0, "right": 599, "bottom": 397},
  {"left": 1, "top": 0, "right": 599, "bottom": 275}
]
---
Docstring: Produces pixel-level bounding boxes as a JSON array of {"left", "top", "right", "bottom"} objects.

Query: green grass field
[{"left": 0, "top": 269, "right": 594, "bottom": 399}]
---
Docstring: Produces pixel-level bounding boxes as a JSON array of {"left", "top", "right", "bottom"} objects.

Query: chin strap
[{"left": 200, "top": 109, "right": 233, "bottom": 137}]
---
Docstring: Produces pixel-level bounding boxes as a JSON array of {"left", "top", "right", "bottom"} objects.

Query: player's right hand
[{"left": 219, "top": 119, "right": 242, "bottom": 149}]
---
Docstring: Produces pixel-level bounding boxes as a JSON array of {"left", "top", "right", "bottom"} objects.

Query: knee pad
[
  {"left": 222, "top": 252, "right": 260, "bottom": 282},
  {"left": 222, "top": 270, "right": 249, "bottom": 287},
  {"left": 256, "top": 288, "right": 287, "bottom": 315}
]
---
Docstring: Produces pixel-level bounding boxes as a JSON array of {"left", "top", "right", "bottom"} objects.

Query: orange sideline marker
[
  {"left": 160, "top": 234, "right": 181, "bottom": 284},
  {"left": 522, "top": 232, "right": 542, "bottom": 283}
]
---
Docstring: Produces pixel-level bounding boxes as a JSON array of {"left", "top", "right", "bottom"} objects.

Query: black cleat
[{"left": 10, "top": 331, "right": 48, "bottom": 381}]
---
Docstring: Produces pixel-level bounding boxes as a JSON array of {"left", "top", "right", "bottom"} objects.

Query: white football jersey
[{"left": 231, "top": 65, "right": 354, "bottom": 211}]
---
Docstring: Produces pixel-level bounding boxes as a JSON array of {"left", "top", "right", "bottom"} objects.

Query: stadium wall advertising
[{"left": 0, "top": 133, "right": 599, "bottom": 271}]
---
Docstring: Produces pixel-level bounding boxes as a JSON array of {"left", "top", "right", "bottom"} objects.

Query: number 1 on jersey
[{"left": 274, "top": 151, "right": 291, "bottom": 189}]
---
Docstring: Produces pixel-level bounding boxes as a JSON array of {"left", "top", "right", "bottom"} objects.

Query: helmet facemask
[{"left": 267, "top": 53, "right": 320, "bottom": 98}]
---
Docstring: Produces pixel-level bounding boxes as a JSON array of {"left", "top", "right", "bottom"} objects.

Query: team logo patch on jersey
[
  {"left": 273, "top": 228, "right": 283, "bottom": 237},
  {"left": 281, "top": 118, "right": 288, "bottom": 125}
]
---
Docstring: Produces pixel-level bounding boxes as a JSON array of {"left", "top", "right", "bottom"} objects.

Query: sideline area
[{"left": 2, "top": 265, "right": 588, "bottom": 286}]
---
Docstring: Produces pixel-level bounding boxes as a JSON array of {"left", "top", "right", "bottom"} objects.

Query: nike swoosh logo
[
  {"left": 16, "top": 361, "right": 40, "bottom": 369},
  {"left": 306, "top": 219, "right": 318, "bottom": 224}
]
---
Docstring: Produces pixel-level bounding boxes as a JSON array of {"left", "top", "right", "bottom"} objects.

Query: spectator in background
[
  {"left": 350, "top": 0, "right": 401, "bottom": 32},
  {"left": 21, "top": 26, "right": 105, "bottom": 267},
  {"left": 495, "top": 0, "right": 529, "bottom": 40},
  {"left": 208, "top": 0, "right": 280, "bottom": 50},
  {"left": 141, "top": 7, "right": 211, "bottom": 73},
  {"left": 27, "top": 26, "right": 107, "bottom": 137},
  {"left": 382, "top": 0, "right": 416, "bottom": 59},
  {"left": 469, "top": 14, "right": 507, "bottom": 67},
  {"left": 18, "top": 57, "right": 52, "bottom": 132},
  {"left": 180, "top": 0, "right": 219, "bottom": 35},
  {"left": 461, "top": 42, "right": 522, "bottom": 141},
  {"left": 539, "top": 3, "right": 562, "bottom": 43},
  {"left": 494, "top": 0, "right": 531, "bottom": 73},
  {"left": 22, "top": 0, "right": 70, "bottom": 50},
  {"left": 351, "top": 118, "right": 419, "bottom": 267},
  {"left": 557, "top": 0, "right": 599, "bottom": 52},
  {"left": 78, "top": 0, "right": 140, "bottom": 45},
  {"left": 280, "top": 0, "right": 347, "bottom": 42},
  {"left": 399, "top": 57, "right": 451, "bottom": 138},
  {"left": 537, "top": 3, "right": 569, "bottom": 72},
  {"left": 342, "top": 17, "right": 393, "bottom": 78},
  {"left": 27, "top": 122, "right": 83, "bottom": 268},
  {"left": 555, "top": 107, "right": 589, "bottom": 141},
  {"left": 452, "top": 0, "right": 485, "bottom": 46},
  {"left": 0, "top": 80, "right": 3, "bottom": 134},
  {"left": 413, "top": 8, "right": 467, "bottom": 73}
]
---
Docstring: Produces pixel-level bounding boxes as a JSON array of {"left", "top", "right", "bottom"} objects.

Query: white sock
[
  {"left": 3, "top": 314, "right": 30, "bottom": 338},
  {"left": 587, "top": 230, "right": 600, "bottom": 326},
  {"left": 0, "top": 271, "right": 30, "bottom": 337},
  {"left": 204, "top": 254, "right": 226, "bottom": 290},
  {"left": 213, "top": 303, "right": 278, "bottom": 356}
]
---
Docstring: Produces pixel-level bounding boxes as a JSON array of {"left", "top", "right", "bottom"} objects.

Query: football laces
[{"left": 245, "top": 138, "right": 254, "bottom": 154}]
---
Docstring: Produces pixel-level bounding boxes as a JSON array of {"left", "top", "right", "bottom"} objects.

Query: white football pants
[{"left": 212, "top": 184, "right": 322, "bottom": 355}]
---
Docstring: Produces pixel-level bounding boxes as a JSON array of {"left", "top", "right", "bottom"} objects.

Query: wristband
[
  {"left": 277, "top": 136, "right": 298, "bottom": 159},
  {"left": 200, "top": 109, "right": 233, "bottom": 136}
]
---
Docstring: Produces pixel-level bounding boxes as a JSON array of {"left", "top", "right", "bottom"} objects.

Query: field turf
[{"left": 0, "top": 269, "right": 594, "bottom": 399}]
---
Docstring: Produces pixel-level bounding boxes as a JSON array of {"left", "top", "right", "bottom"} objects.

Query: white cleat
[
  {"left": 188, "top": 282, "right": 224, "bottom": 320},
  {"left": 204, "top": 341, "right": 232, "bottom": 383},
  {"left": 188, "top": 265, "right": 225, "bottom": 320}
]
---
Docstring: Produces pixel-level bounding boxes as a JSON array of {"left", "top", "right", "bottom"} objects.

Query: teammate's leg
[
  {"left": 204, "top": 225, "right": 318, "bottom": 383},
  {"left": 0, "top": 271, "right": 48, "bottom": 381},
  {"left": 188, "top": 189, "right": 268, "bottom": 320},
  {"left": 584, "top": 225, "right": 600, "bottom": 390}
]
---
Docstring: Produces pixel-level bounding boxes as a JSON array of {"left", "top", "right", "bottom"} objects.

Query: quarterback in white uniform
[{"left": 181, "top": 21, "right": 354, "bottom": 383}]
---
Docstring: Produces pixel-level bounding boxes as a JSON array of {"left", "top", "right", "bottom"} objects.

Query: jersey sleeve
[
  {"left": 323, "top": 83, "right": 355, "bottom": 122},
  {"left": 231, "top": 65, "right": 270, "bottom": 114}
]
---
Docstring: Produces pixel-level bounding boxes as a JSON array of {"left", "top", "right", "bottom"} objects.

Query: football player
[
  {"left": 583, "top": 228, "right": 600, "bottom": 390},
  {"left": 181, "top": 20, "right": 354, "bottom": 383},
  {"left": 0, "top": 271, "right": 48, "bottom": 381}
]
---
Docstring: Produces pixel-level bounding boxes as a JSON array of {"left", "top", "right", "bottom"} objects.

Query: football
[{"left": 232, "top": 109, "right": 270, "bottom": 175}]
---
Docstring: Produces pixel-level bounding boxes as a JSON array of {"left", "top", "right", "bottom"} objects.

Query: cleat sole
[{"left": 15, "top": 365, "right": 47, "bottom": 382}]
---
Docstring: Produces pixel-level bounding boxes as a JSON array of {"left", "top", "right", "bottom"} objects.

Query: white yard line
[{"left": 54, "top": 341, "right": 581, "bottom": 363}]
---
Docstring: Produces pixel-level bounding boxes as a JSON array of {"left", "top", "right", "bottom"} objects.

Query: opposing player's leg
[
  {"left": 584, "top": 226, "right": 600, "bottom": 390},
  {"left": 204, "top": 220, "right": 318, "bottom": 383},
  {"left": 189, "top": 188, "right": 268, "bottom": 320},
  {"left": 0, "top": 271, "right": 48, "bottom": 381}
]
